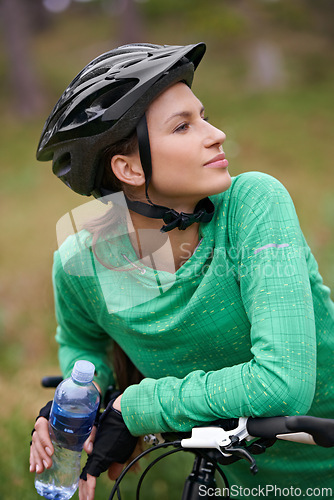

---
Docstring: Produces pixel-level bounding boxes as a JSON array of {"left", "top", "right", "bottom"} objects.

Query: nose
[{"left": 203, "top": 121, "right": 226, "bottom": 149}]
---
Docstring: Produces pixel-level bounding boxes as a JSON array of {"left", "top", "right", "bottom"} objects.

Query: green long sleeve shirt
[{"left": 53, "top": 172, "right": 334, "bottom": 493}]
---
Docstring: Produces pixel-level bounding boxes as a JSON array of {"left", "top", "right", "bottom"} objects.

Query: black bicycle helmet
[
  {"left": 37, "top": 42, "right": 215, "bottom": 232},
  {"left": 37, "top": 43, "right": 205, "bottom": 195}
]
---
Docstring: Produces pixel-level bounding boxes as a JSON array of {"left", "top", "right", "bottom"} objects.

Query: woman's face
[{"left": 145, "top": 82, "right": 231, "bottom": 211}]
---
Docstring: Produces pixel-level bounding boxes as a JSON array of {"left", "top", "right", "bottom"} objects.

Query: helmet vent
[{"left": 122, "top": 60, "right": 141, "bottom": 69}]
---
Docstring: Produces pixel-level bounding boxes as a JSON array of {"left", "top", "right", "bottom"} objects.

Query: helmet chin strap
[{"left": 124, "top": 114, "right": 215, "bottom": 233}]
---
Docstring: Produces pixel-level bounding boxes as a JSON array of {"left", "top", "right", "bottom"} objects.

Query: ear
[{"left": 110, "top": 153, "right": 145, "bottom": 187}]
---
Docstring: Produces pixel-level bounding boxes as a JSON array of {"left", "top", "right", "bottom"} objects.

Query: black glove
[
  {"left": 80, "top": 396, "right": 138, "bottom": 480},
  {"left": 36, "top": 400, "right": 53, "bottom": 421}
]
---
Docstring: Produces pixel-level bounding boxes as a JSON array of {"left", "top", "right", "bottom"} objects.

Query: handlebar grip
[
  {"left": 247, "top": 415, "right": 334, "bottom": 448},
  {"left": 41, "top": 376, "right": 63, "bottom": 388},
  {"left": 247, "top": 416, "right": 290, "bottom": 440}
]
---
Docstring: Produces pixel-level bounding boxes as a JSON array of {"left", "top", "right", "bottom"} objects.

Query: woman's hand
[
  {"left": 30, "top": 417, "right": 54, "bottom": 474},
  {"left": 30, "top": 395, "right": 99, "bottom": 468}
]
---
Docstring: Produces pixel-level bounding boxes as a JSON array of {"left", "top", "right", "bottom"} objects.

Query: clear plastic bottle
[{"left": 35, "top": 360, "right": 100, "bottom": 500}]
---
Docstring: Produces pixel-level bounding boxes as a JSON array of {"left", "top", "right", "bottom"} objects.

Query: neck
[
  {"left": 148, "top": 191, "right": 200, "bottom": 215},
  {"left": 128, "top": 208, "right": 200, "bottom": 272},
  {"left": 127, "top": 185, "right": 201, "bottom": 216},
  {"left": 169, "top": 223, "right": 200, "bottom": 270}
]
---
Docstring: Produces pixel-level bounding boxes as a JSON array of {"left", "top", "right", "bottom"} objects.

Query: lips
[{"left": 203, "top": 153, "right": 229, "bottom": 169}]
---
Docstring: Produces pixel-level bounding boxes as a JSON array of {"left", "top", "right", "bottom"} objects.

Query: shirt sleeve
[
  {"left": 121, "top": 173, "right": 317, "bottom": 436},
  {"left": 53, "top": 250, "right": 115, "bottom": 396}
]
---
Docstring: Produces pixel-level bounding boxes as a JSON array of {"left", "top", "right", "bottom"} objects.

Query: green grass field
[{"left": 0, "top": 6, "right": 333, "bottom": 499}]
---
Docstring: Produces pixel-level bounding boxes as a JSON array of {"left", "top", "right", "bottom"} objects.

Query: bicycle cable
[
  {"left": 136, "top": 447, "right": 185, "bottom": 500},
  {"left": 134, "top": 447, "right": 231, "bottom": 499},
  {"left": 108, "top": 440, "right": 231, "bottom": 499},
  {"left": 108, "top": 440, "right": 182, "bottom": 500}
]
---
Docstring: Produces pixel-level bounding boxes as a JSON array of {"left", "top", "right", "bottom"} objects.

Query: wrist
[{"left": 112, "top": 394, "right": 122, "bottom": 413}]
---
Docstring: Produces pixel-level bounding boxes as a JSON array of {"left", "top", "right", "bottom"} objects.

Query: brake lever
[{"left": 219, "top": 436, "right": 258, "bottom": 475}]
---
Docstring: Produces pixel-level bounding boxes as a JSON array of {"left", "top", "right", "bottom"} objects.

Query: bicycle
[{"left": 41, "top": 376, "right": 334, "bottom": 500}]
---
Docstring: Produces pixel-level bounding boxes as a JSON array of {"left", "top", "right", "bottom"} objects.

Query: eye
[{"left": 174, "top": 122, "right": 190, "bottom": 133}]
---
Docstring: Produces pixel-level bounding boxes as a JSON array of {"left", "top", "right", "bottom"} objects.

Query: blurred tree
[
  {"left": 306, "top": 0, "right": 334, "bottom": 40},
  {"left": 109, "top": 0, "right": 144, "bottom": 44},
  {"left": 27, "top": 0, "right": 52, "bottom": 33},
  {"left": 233, "top": 0, "right": 287, "bottom": 90},
  {"left": 0, "top": 0, "right": 46, "bottom": 118}
]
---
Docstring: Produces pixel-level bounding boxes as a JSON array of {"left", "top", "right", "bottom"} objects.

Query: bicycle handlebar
[
  {"left": 247, "top": 415, "right": 334, "bottom": 448},
  {"left": 41, "top": 376, "right": 63, "bottom": 388},
  {"left": 178, "top": 414, "right": 334, "bottom": 460}
]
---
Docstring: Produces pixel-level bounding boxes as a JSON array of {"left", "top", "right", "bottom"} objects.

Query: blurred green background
[{"left": 0, "top": 0, "right": 333, "bottom": 498}]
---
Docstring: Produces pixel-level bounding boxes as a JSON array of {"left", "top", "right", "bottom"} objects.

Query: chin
[{"left": 206, "top": 170, "right": 232, "bottom": 196}]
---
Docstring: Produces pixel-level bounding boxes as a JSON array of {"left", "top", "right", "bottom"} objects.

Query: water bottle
[{"left": 35, "top": 360, "right": 100, "bottom": 500}]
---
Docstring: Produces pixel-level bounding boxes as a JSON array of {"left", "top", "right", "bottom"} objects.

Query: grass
[{"left": 0, "top": 7, "right": 333, "bottom": 499}]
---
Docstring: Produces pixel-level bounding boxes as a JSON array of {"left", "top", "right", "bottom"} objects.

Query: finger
[
  {"left": 32, "top": 433, "right": 53, "bottom": 467},
  {"left": 107, "top": 462, "right": 124, "bottom": 481},
  {"left": 79, "top": 474, "right": 96, "bottom": 500},
  {"left": 83, "top": 426, "right": 97, "bottom": 455},
  {"left": 31, "top": 441, "right": 53, "bottom": 474},
  {"left": 30, "top": 442, "right": 46, "bottom": 474},
  {"left": 87, "top": 474, "right": 97, "bottom": 500},
  {"left": 29, "top": 442, "right": 37, "bottom": 472},
  {"left": 78, "top": 478, "right": 87, "bottom": 500},
  {"left": 35, "top": 418, "right": 54, "bottom": 454},
  {"left": 31, "top": 419, "right": 54, "bottom": 472}
]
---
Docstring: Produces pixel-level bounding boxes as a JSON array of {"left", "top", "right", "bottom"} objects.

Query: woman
[{"left": 30, "top": 43, "right": 334, "bottom": 499}]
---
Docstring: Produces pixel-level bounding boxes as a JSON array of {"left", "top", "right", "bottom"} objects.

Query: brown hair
[
  {"left": 84, "top": 130, "right": 138, "bottom": 263},
  {"left": 113, "top": 343, "right": 144, "bottom": 392},
  {"left": 85, "top": 131, "right": 144, "bottom": 391}
]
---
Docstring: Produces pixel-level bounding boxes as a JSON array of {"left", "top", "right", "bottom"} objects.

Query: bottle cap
[{"left": 71, "top": 360, "right": 95, "bottom": 383}]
